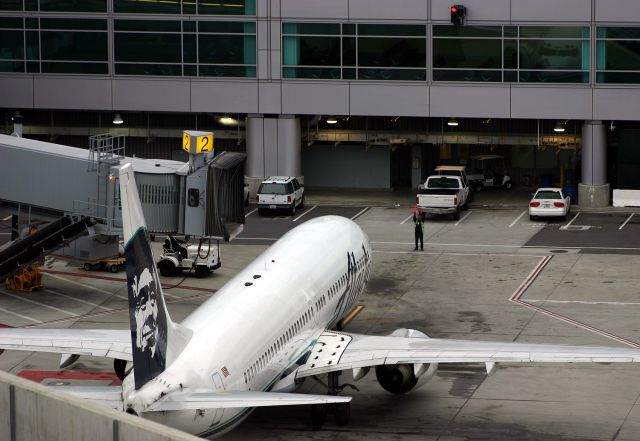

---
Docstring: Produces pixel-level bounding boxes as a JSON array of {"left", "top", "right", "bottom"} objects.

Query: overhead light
[
  {"left": 11, "top": 111, "right": 22, "bottom": 122},
  {"left": 447, "top": 118, "right": 458, "bottom": 127},
  {"left": 326, "top": 116, "right": 338, "bottom": 124},
  {"left": 553, "top": 121, "right": 565, "bottom": 133},
  {"left": 112, "top": 113, "right": 123, "bottom": 125},
  {"left": 219, "top": 114, "right": 235, "bottom": 125}
]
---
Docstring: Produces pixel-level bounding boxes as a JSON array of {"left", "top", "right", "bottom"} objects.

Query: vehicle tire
[
  {"left": 158, "top": 260, "right": 177, "bottom": 277},
  {"left": 109, "top": 264, "right": 119, "bottom": 273},
  {"left": 504, "top": 181, "right": 513, "bottom": 190},
  {"left": 290, "top": 202, "right": 296, "bottom": 216},
  {"left": 258, "top": 208, "right": 265, "bottom": 216},
  {"left": 530, "top": 215, "right": 535, "bottom": 221},
  {"left": 474, "top": 183, "right": 483, "bottom": 192},
  {"left": 195, "top": 266, "right": 208, "bottom": 278},
  {"left": 462, "top": 202, "right": 469, "bottom": 211},
  {"left": 149, "top": 234, "right": 155, "bottom": 242},
  {"left": 83, "top": 263, "right": 92, "bottom": 271},
  {"left": 244, "top": 192, "right": 250, "bottom": 207},
  {"left": 310, "top": 404, "right": 327, "bottom": 430},
  {"left": 299, "top": 195, "right": 305, "bottom": 209},
  {"left": 333, "top": 402, "right": 350, "bottom": 426},
  {"left": 453, "top": 210, "right": 460, "bottom": 221}
]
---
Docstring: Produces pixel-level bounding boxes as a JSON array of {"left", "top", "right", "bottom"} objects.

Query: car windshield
[
  {"left": 259, "top": 183, "right": 289, "bottom": 195},
  {"left": 534, "top": 190, "right": 562, "bottom": 199},
  {"left": 427, "top": 177, "right": 460, "bottom": 189}
]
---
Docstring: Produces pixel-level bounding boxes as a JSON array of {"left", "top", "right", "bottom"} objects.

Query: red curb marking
[
  {"left": 17, "top": 370, "right": 121, "bottom": 385},
  {"left": 40, "top": 268, "right": 216, "bottom": 293}
]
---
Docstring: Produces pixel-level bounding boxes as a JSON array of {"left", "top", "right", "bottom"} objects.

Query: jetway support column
[
  {"left": 245, "top": 115, "right": 302, "bottom": 197},
  {"left": 578, "top": 120, "right": 610, "bottom": 207}
]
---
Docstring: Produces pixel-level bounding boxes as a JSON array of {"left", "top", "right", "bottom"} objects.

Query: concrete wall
[
  {"left": 302, "top": 144, "right": 390, "bottom": 189},
  {"left": 0, "top": 370, "right": 202, "bottom": 441},
  {"left": 4, "top": 0, "right": 640, "bottom": 120}
]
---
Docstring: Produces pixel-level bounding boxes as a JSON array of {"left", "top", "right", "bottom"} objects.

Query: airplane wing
[
  {"left": 295, "top": 329, "right": 640, "bottom": 378},
  {"left": 0, "top": 328, "right": 132, "bottom": 361},
  {"left": 145, "top": 390, "right": 351, "bottom": 412}
]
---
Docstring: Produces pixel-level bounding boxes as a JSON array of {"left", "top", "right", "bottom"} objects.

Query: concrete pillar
[
  {"left": 245, "top": 115, "right": 302, "bottom": 196},
  {"left": 578, "top": 120, "right": 610, "bottom": 207}
]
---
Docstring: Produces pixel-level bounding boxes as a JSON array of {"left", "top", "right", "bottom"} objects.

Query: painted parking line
[
  {"left": 559, "top": 212, "right": 580, "bottom": 230},
  {"left": 2, "top": 215, "right": 11, "bottom": 221},
  {"left": 453, "top": 210, "right": 473, "bottom": 227},
  {"left": 293, "top": 205, "right": 317, "bottom": 222},
  {"left": 527, "top": 299, "right": 640, "bottom": 306},
  {"left": 0, "top": 289, "right": 78, "bottom": 317},
  {"left": 43, "top": 272, "right": 129, "bottom": 300},
  {"left": 619, "top": 213, "right": 635, "bottom": 230},
  {"left": 351, "top": 207, "right": 370, "bottom": 220},
  {"left": 44, "top": 288, "right": 114, "bottom": 311},
  {"left": 0, "top": 306, "right": 43, "bottom": 324},
  {"left": 509, "top": 210, "right": 527, "bottom": 228},
  {"left": 245, "top": 208, "right": 258, "bottom": 217},
  {"left": 400, "top": 213, "right": 414, "bottom": 225}
]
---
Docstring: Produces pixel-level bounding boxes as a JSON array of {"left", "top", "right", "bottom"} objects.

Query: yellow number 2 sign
[{"left": 182, "top": 130, "right": 214, "bottom": 155}]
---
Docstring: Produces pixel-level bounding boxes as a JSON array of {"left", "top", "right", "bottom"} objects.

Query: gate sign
[{"left": 182, "top": 130, "right": 214, "bottom": 155}]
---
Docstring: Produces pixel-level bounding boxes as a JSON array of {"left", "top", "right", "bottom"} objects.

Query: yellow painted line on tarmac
[{"left": 339, "top": 305, "right": 364, "bottom": 329}]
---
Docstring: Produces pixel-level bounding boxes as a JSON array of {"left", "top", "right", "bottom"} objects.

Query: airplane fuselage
[{"left": 123, "top": 215, "right": 372, "bottom": 437}]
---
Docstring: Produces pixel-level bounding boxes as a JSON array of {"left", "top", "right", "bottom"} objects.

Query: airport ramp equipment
[{"left": 0, "top": 215, "right": 96, "bottom": 279}]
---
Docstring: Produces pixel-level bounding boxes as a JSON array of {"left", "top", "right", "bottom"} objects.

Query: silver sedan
[{"left": 529, "top": 187, "right": 571, "bottom": 221}]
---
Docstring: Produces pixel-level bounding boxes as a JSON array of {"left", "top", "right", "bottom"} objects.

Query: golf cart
[
  {"left": 157, "top": 235, "right": 221, "bottom": 278},
  {"left": 467, "top": 155, "right": 513, "bottom": 192}
]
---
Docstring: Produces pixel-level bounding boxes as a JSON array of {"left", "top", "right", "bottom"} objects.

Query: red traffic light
[{"left": 451, "top": 6, "right": 457, "bottom": 12}]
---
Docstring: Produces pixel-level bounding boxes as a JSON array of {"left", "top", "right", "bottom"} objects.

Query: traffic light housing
[{"left": 451, "top": 5, "right": 466, "bottom": 25}]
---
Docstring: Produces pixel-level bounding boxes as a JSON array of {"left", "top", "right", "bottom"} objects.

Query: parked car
[
  {"left": 416, "top": 175, "right": 470, "bottom": 220},
  {"left": 257, "top": 176, "right": 304, "bottom": 216},
  {"left": 529, "top": 188, "right": 571, "bottom": 221}
]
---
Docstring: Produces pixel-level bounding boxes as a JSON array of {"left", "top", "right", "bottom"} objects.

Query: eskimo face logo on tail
[{"left": 131, "top": 268, "right": 159, "bottom": 356}]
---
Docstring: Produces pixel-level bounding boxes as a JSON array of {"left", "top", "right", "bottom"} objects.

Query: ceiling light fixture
[
  {"left": 326, "top": 116, "right": 338, "bottom": 124},
  {"left": 553, "top": 121, "right": 565, "bottom": 133},
  {"left": 112, "top": 113, "right": 123, "bottom": 125},
  {"left": 447, "top": 117, "right": 458, "bottom": 127},
  {"left": 219, "top": 114, "right": 235, "bottom": 125}
]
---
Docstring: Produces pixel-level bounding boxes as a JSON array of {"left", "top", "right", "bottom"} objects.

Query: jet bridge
[{"left": 0, "top": 133, "right": 246, "bottom": 266}]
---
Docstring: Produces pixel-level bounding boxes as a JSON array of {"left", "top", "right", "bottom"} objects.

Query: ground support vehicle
[
  {"left": 417, "top": 175, "right": 470, "bottom": 220},
  {"left": 467, "top": 155, "right": 513, "bottom": 192},
  {"left": 83, "top": 257, "right": 126, "bottom": 273},
  {"left": 157, "top": 239, "right": 221, "bottom": 278}
]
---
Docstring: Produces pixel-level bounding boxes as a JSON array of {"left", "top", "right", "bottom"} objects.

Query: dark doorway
[{"left": 390, "top": 145, "right": 412, "bottom": 188}]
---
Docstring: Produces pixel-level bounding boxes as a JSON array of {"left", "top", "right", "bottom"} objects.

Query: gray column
[
  {"left": 578, "top": 120, "right": 610, "bottom": 207},
  {"left": 245, "top": 115, "right": 302, "bottom": 195}
]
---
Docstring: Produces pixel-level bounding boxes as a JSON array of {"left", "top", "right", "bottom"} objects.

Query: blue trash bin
[
  {"left": 563, "top": 185, "right": 577, "bottom": 204},
  {"left": 541, "top": 174, "right": 552, "bottom": 187}
]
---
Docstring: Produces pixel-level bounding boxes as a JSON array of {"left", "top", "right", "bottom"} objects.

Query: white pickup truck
[{"left": 416, "top": 175, "right": 470, "bottom": 220}]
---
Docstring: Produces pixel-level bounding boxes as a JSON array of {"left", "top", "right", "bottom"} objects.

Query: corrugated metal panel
[{"left": 135, "top": 172, "right": 181, "bottom": 233}]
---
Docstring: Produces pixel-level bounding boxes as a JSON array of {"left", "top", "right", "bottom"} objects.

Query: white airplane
[{"left": 2, "top": 162, "right": 640, "bottom": 437}]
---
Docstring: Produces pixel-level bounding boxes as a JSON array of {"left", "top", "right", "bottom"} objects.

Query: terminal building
[{"left": 2, "top": 0, "right": 640, "bottom": 206}]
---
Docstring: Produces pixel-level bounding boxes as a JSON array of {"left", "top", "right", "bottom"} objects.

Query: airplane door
[{"left": 209, "top": 373, "right": 224, "bottom": 427}]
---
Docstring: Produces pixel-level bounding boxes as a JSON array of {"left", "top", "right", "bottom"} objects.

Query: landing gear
[{"left": 309, "top": 371, "right": 357, "bottom": 429}]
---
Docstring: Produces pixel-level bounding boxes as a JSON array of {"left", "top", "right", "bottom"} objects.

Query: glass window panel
[
  {"left": 504, "top": 70, "right": 517, "bottom": 82},
  {"left": 342, "top": 23, "right": 355, "bottom": 35},
  {"left": 26, "top": 30, "right": 38, "bottom": 59},
  {"left": 433, "top": 39, "right": 500, "bottom": 69},
  {"left": 114, "top": 0, "right": 180, "bottom": 14},
  {"left": 519, "top": 40, "right": 584, "bottom": 70},
  {"left": 357, "top": 24, "right": 425, "bottom": 37},
  {"left": 115, "top": 63, "right": 182, "bottom": 76},
  {"left": 0, "top": 60, "right": 23, "bottom": 71},
  {"left": 597, "top": 27, "right": 640, "bottom": 39},
  {"left": 342, "top": 67, "right": 355, "bottom": 79},
  {"left": 183, "top": 0, "right": 195, "bottom": 14},
  {"left": 433, "top": 25, "right": 501, "bottom": 38},
  {"left": 520, "top": 26, "right": 587, "bottom": 39},
  {"left": 0, "top": 30, "right": 23, "bottom": 59},
  {"left": 199, "top": 34, "right": 255, "bottom": 64},
  {"left": 26, "top": 60, "right": 38, "bottom": 72},
  {"left": 184, "top": 64, "right": 197, "bottom": 76},
  {"left": 42, "top": 61, "right": 107, "bottom": 74},
  {"left": 504, "top": 26, "right": 518, "bottom": 38},
  {"left": 198, "top": 21, "right": 254, "bottom": 33},
  {"left": 0, "top": 0, "right": 23, "bottom": 10},
  {"left": 41, "top": 18, "right": 107, "bottom": 30},
  {"left": 282, "top": 35, "right": 340, "bottom": 66},
  {"left": 432, "top": 69, "right": 500, "bottom": 82},
  {"left": 342, "top": 36, "right": 356, "bottom": 66},
  {"left": 519, "top": 70, "right": 587, "bottom": 83},
  {"left": 597, "top": 71, "right": 640, "bottom": 84},
  {"left": 24, "top": 0, "right": 36, "bottom": 10},
  {"left": 39, "top": 0, "right": 107, "bottom": 12},
  {"left": 357, "top": 68, "right": 426, "bottom": 81},
  {"left": 197, "top": 0, "right": 255, "bottom": 15},
  {"left": 504, "top": 39, "right": 517, "bottom": 69},
  {"left": 198, "top": 64, "right": 255, "bottom": 77},
  {"left": 41, "top": 31, "right": 107, "bottom": 61},
  {"left": 26, "top": 17, "right": 37, "bottom": 29},
  {"left": 183, "top": 21, "right": 196, "bottom": 32},
  {"left": 0, "top": 17, "right": 22, "bottom": 28},
  {"left": 115, "top": 33, "right": 181, "bottom": 62},
  {"left": 283, "top": 66, "right": 340, "bottom": 79},
  {"left": 115, "top": 20, "right": 180, "bottom": 32},
  {"left": 183, "top": 33, "right": 196, "bottom": 63},
  {"left": 358, "top": 37, "right": 426, "bottom": 67},
  {"left": 282, "top": 23, "right": 340, "bottom": 35},
  {"left": 597, "top": 40, "right": 640, "bottom": 70}
]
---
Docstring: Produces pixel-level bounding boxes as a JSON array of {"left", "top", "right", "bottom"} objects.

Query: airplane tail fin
[{"left": 119, "top": 163, "right": 192, "bottom": 390}]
